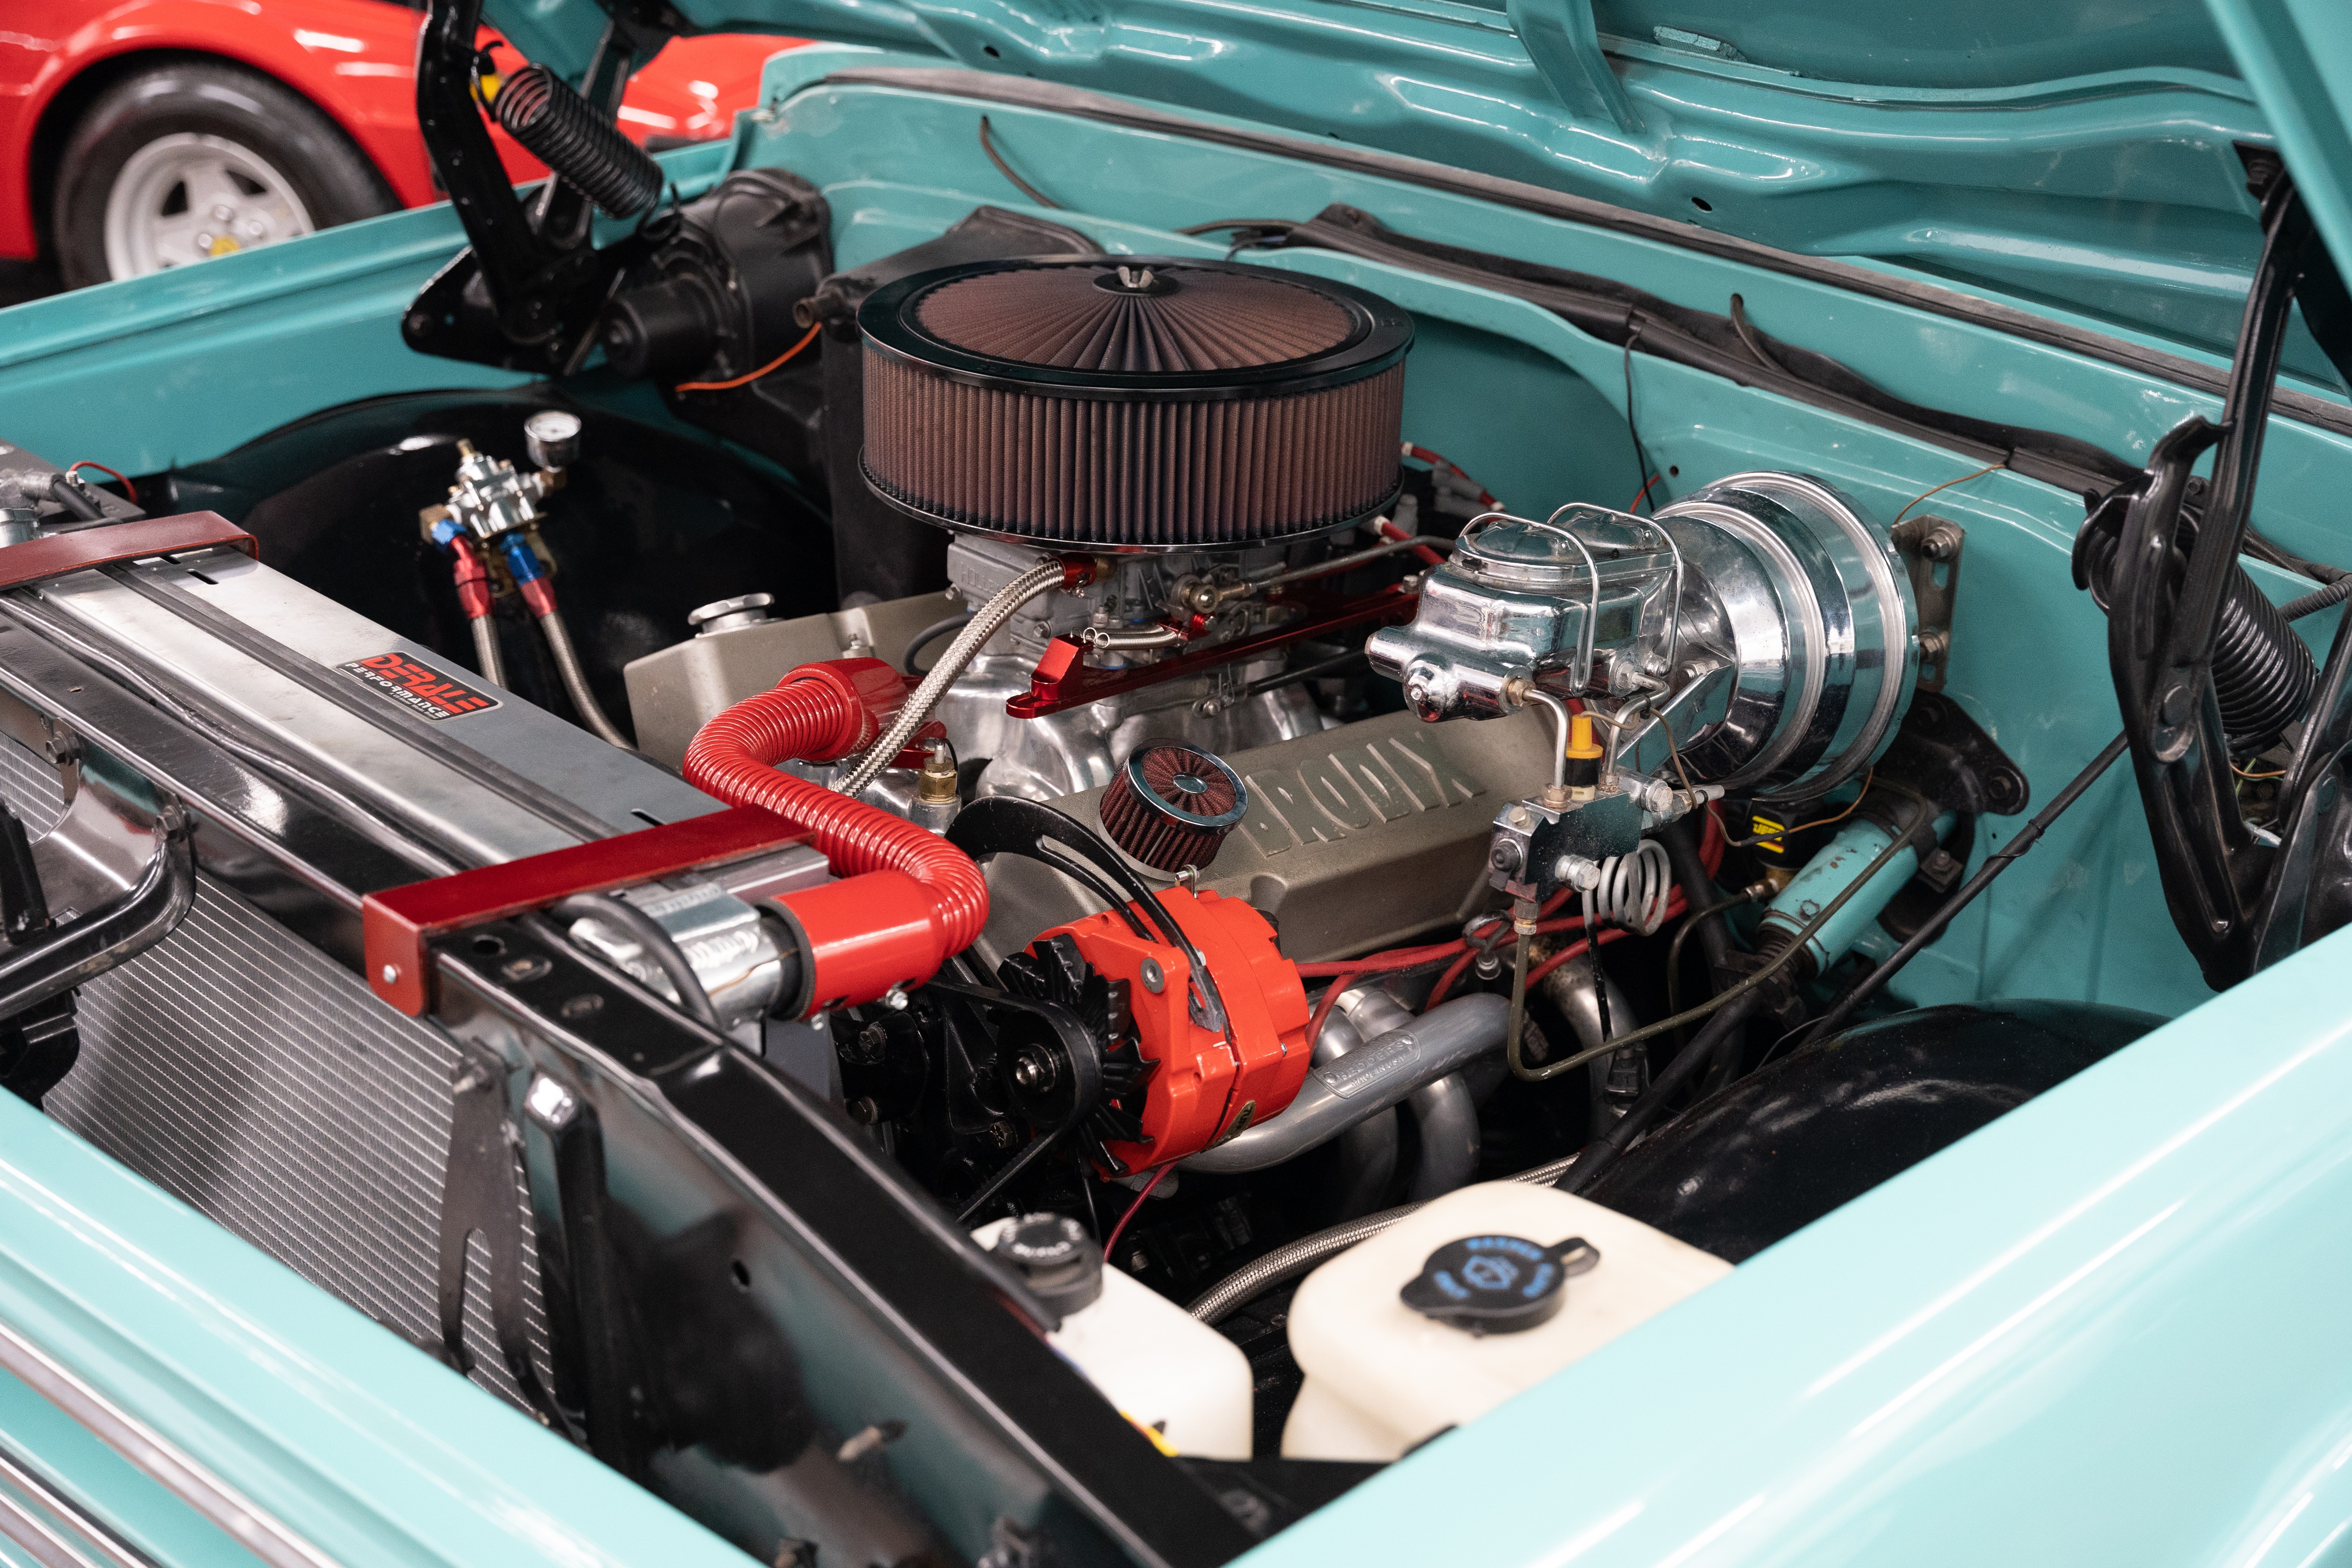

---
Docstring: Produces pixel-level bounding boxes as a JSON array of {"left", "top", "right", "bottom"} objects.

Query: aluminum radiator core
[
  {"left": 3, "top": 737, "right": 553, "bottom": 1413},
  {"left": 858, "top": 256, "right": 1412, "bottom": 548}
]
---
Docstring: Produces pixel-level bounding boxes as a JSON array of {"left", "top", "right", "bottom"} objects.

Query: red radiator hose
[{"left": 684, "top": 659, "right": 988, "bottom": 1013}]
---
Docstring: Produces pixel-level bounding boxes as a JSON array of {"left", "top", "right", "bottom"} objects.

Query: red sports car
[{"left": 0, "top": 1, "right": 791, "bottom": 287}]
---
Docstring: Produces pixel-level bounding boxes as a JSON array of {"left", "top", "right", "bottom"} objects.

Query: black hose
[
  {"left": 2076, "top": 523, "right": 2316, "bottom": 751},
  {"left": 1658, "top": 814, "right": 1743, "bottom": 1061},
  {"left": 493, "top": 65, "right": 662, "bottom": 219},
  {"left": 1659, "top": 818, "right": 1736, "bottom": 970},
  {"left": 903, "top": 613, "right": 976, "bottom": 676},
  {"left": 45, "top": 474, "right": 103, "bottom": 521},
  {"left": 552, "top": 893, "right": 722, "bottom": 1029},
  {"left": 1557, "top": 991, "right": 1762, "bottom": 1196}
]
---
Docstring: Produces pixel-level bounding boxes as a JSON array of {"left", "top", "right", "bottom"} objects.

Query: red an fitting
[
  {"left": 684, "top": 659, "right": 988, "bottom": 1013},
  {"left": 448, "top": 536, "right": 494, "bottom": 621}
]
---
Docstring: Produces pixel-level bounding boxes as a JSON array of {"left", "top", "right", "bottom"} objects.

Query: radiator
[{"left": 4, "top": 738, "right": 552, "bottom": 1413}]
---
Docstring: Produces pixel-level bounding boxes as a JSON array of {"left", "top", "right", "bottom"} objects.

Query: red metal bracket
[
  {"left": 363, "top": 804, "right": 811, "bottom": 1016},
  {"left": 1005, "top": 584, "right": 1418, "bottom": 719},
  {"left": 0, "top": 512, "right": 258, "bottom": 590}
]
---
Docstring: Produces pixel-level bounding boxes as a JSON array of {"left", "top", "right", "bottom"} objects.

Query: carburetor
[{"left": 1368, "top": 472, "right": 1921, "bottom": 899}]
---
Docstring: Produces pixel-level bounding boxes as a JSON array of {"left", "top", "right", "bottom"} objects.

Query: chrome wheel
[{"left": 101, "top": 133, "right": 314, "bottom": 279}]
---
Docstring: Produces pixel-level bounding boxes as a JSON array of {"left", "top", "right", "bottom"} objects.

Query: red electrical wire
[
  {"left": 66, "top": 461, "right": 136, "bottom": 505},
  {"left": 1102, "top": 1164, "right": 1169, "bottom": 1263},
  {"left": 1423, "top": 947, "right": 1481, "bottom": 1012},
  {"left": 1294, "top": 940, "right": 1464, "bottom": 979},
  {"left": 1626, "top": 473, "right": 1663, "bottom": 512},
  {"left": 1310, "top": 806, "right": 1726, "bottom": 1021},
  {"left": 1526, "top": 925, "right": 1636, "bottom": 991},
  {"left": 1304, "top": 968, "right": 1368, "bottom": 1055},
  {"left": 674, "top": 321, "right": 822, "bottom": 393},
  {"left": 1401, "top": 443, "right": 1500, "bottom": 511},
  {"left": 1379, "top": 516, "right": 1446, "bottom": 568}
]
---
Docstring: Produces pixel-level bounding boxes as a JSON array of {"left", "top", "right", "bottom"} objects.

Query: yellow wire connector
[{"left": 1565, "top": 711, "right": 1604, "bottom": 799}]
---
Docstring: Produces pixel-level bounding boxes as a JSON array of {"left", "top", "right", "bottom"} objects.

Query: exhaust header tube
[{"left": 1181, "top": 994, "right": 1508, "bottom": 1175}]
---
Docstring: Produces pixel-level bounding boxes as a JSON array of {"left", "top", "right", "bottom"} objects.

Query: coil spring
[
  {"left": 493, "top": 64, "right": 663, "bottom": 219},
  {"left": 2075, "top": 524, "right": 2317, "bottom": 752},
  {"left": 1586, "top": 839, "right": 1675, "bottom": 936}
]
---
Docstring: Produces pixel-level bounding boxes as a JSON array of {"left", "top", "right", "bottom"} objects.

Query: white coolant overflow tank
[
  {"left": 1281, "top": 1182, "right": 1732, "bottom": 1460},
  {"left": 973, "top": 1214, "right": 1253, "bottom": 1459}
]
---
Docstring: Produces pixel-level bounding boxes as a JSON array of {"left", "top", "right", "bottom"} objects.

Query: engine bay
[{"left": 4, "top": 37, "right": 2351, "bottom": 1568}]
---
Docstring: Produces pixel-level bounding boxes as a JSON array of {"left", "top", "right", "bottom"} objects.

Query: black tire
[{"left": 53, "top": 59, "right": 395, "bottom": 288}]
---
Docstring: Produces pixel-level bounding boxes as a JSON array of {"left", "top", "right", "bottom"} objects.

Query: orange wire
[
  {"left": 1892, "top": 463, "right": 2002, "bottom": 526},
  {"left": 674, "top": 321, "right": 822, "bottom": 393},
  {"left": 1724, "top": 767, "right": 1874, "bottom": 848}
]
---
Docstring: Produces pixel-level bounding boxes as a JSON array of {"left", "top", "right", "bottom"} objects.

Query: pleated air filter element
[{"left": 859, "top": 257, "right": 1413, "bottom": 548}]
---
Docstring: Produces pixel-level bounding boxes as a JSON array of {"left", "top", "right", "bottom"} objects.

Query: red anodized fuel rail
[
  {"left": 362, "top": 805, "right": 812, "bottom": 1016},
  {"left": 1007, "top": 581, "right": 1418, "bottom": 719}
]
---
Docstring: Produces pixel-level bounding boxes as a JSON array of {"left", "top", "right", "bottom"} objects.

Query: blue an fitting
[
  {"left": 1757, "top": 809, "right": 1956, "bottom": 976},
  {"left": 500, "top": 532, "right": 549, "bottom": 585},
  {"left": 426, "top": 514, "right": 465, "bottom": 554}
]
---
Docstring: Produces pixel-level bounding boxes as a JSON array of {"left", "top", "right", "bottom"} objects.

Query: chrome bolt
[{"left": 524, "top": 1074, "right": 578, "bottom": 1130}]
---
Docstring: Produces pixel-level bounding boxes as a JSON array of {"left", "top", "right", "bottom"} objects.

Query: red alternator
[{"left": 1021, "top": 886, "right": 1309, "bottom": 1174}]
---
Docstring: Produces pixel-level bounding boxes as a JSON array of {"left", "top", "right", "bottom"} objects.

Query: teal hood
[{"left": 492, "top": 0, "right": 2352, "bottom": 382}]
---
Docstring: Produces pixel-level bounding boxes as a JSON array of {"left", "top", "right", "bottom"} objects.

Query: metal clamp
[
  {"left": 363, "top": 805, "right": 811, "bottom": 1016},
  {"left": 1890, "top": 514, "right": 1964, "bottom": 693},
  {"left": 0, "top": 512, "right": 257, "bottom": 590}
]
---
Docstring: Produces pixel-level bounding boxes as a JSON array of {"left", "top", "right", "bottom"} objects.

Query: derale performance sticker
[{"left": 338, "top": 651, "right": 501, "bottom": 721}]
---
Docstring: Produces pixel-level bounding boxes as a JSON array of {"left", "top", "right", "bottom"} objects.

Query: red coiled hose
[{"left": 684, "top": 659, "right": 988, "bottom": 1011}]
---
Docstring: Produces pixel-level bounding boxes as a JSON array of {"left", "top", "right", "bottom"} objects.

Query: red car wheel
[{"left": 53, "top": 60, "right": 396, "bottom": 287}]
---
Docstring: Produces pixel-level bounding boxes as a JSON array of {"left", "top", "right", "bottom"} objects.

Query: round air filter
[
  {"left": 858, "top": 257, "right": 1412, "bottom": 549},
  {"left": 1101, "top": 744, "right": 1249, "bottom": 872}
]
